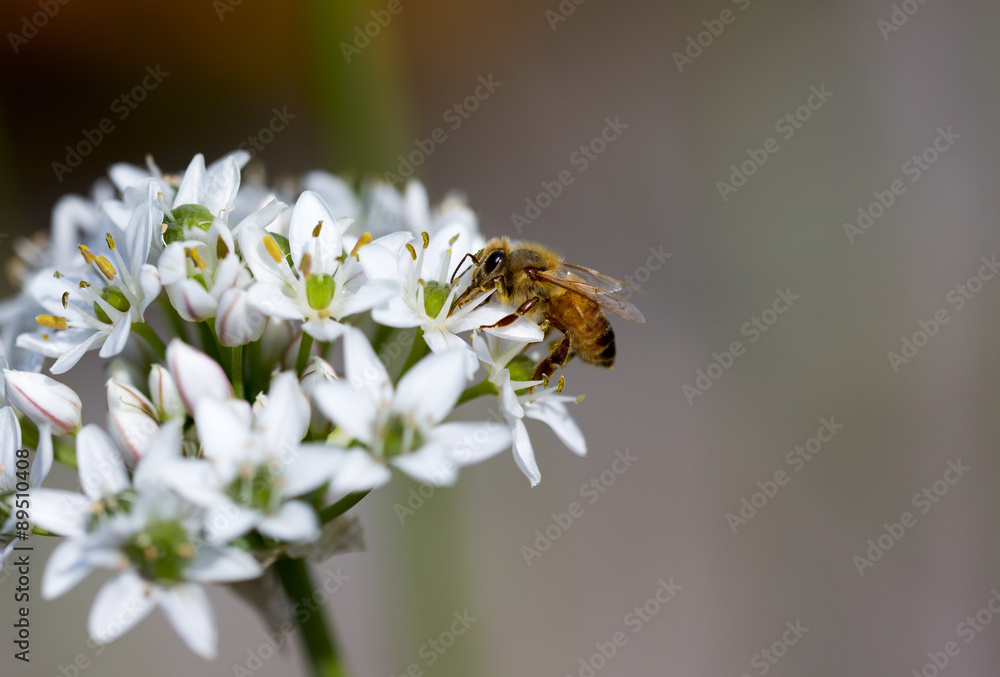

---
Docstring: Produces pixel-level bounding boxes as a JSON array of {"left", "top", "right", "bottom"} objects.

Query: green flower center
[
  {"left": 93, "top": 286, "right": 131, "bottom": 323},
  {"left": 381, "top": 414, "right": 424, "bottom": 459},
  {"left": 423, "top": 281, "right": 451, "bottom": 319},
  {"left": 507, "top": 355, "right": 537, "bottom": 383},
  {"left": 123, "top": 519, "right": 195, "bottom": 585},
  {"left": 164, "top": 204, "right": 214, "bottom": 244},
  {"left": 306, "top": 274, "right": 336, "bottom": 311},
  {"left": 227, "top": 464, "right": 278, "bottom": 512}
]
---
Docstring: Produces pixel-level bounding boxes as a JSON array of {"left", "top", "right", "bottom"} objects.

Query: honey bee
[{"left": 450, "top": 237, "right": 645, "bottom": 382}]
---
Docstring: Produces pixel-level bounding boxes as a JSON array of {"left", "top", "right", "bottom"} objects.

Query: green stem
[
  {"left": 198, "top": 321, "right": 222, "bottom": 364},
  {"left": 456, "top": 379, "right": 500, "bottom": 407},
  {"left": 275, "top": 558, "right": 348, "bottom": 677},
  {"left": 297, "top": 332, "right": 315, "bottom": 376},
  {"left": 396, "top": 330, "right": 429, "bottom": 382},
  {"left": 231, "top": 345, "right": 245, "bottom": 400},
  {"left": 319, "top": 490, "right": 370, "bottom": 524},
  {"left": 132, "top": 322, "right": 166, "bottom": 359},
  {"left": 158, "top": 295, "right": 189, "bottom": 344}
]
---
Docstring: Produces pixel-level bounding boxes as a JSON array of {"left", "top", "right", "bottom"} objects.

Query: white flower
[
  {"left": 3, "top": 369, "right": 82, "bottom": 483},
  {"left": 106, "top": 377, "right": 160, "bottom": 463},
  {"left": 359, "top": 226, "right": 528, "bottom": 379},
  {"left": 157, "top": 372, "right": 337, "bottom": 544},
  {"left": 299, "top": 356, "right": 338, "bottom": 436},
  {"left": 166, "top": 340, "right": 232, "bottom": 415},
  {"left": 39, "top": 421, "right": 262, "bottom": 659},
  {"left": 241, "top": 191, "right": 397, "bottom": 342},
  {"left": 315, "top": 328, "right": 511, "bottom": 491},
  {"left": 148, "top": 364, "right": 186, "bottom": 422},
  {"left": 472, "top": 332, "right": 586, "bottom": 486},
  {"left": 16, "top": 182, "right": 163, "bottom": 374},
  {"left": 0, "top": 405, "right": 27, "bottom": 567}
]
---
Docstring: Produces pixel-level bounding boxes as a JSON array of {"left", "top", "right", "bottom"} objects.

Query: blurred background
[{"left": 3, "top": 0, "right": 1000, "bottom": 675}]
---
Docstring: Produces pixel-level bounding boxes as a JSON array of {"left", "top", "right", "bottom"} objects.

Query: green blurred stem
[
  {"left": 132, "top": 322, "right": 166, "bottom": 359},
  {"left": 19, "top": 418, "right": 76, "bottom": 468},
  {"left": 396, "top": 331, "right": 429, "bottom": 381},
  {"left": 456, "top": 380, "right": 500, "bottom": 407},
  {"left": 297, "top": 333, "right": 315, "bottom": 376},
  {"left": 319, "top": 490, "right": 370, "bottom": 524},
  {"left": 275, "top": 558, "right": 348, "bottom": 677},
  {"left": 231, "top": 345, "right": 244, "bottom": 400}
]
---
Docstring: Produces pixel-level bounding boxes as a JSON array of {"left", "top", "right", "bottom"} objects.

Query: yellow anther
[
  {"left": 576, "top": 394, "right": 586, "bottom": 404},
  {"left": 350, "top": 232, "right": 372, "bottom": 259},
  {"left": 299, "top": 252, "right": 313, "bottom": 278},
  {"left": 263, "top": 234, "right": 284, "bottom": 263},
  {"left": 161, "top": 222, "right": 168, "bottom": 235},
  {"left": 312, "top": 221, "right": 323, "bottom": 237},
  {"left": 61, "top": 291, "right": 69, "bottom": 308},
  {"left": 217, "top": 236, "right": 229, "bottom": 260},
  {"left": 105, "top": 232, "right": 116, "bottom": 250},
  {"left": 185, "top": 247, "right": 207, "bottom": 270},
  {"left": 95, "top": 255, "right": 117, "bottom": 281},
  {"left": 53, "top": 270, "right": 63, "bottom": 278},
  {"left": 405, "top": 243, "right": 417, "bottom": 261},
  {"left": 175, "top": 543, "right": 195, "bottom": 558},
  {"left": 556, "top": 376, "right": 565, "bottom": 393},
  {"left": 541, "top": 374, "right": 550, "bottom": 388},
  {"left": 448, "top": 233, "right": 460, "bottom": 246},
  {"left": 421, "top": 232, "right": 429, "bottom": 248},
  {"left": 36, "top": 314, "right": 68, "bottom": 329},
  {"left": 79, "top": 280, "right": 91, "bottom": 288},
  {"left": 78, "top": 244, "right": 96, "bottom": 264}
]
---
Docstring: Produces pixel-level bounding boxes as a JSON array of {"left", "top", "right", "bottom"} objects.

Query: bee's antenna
[{"left": 450, "top": 251, "right": 480, "bottom": 285}]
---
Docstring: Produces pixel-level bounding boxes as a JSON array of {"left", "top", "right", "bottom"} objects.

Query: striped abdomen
[{"left": 549, "top": 291, "right": 616, "bottom": 368}]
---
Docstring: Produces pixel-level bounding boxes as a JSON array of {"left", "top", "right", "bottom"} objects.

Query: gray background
[{"left": 2, "top": 0, "right": 1000, "bottom": 675}]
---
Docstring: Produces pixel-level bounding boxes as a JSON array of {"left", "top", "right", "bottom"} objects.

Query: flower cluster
[{"left": 0, "top": 151, "right": 587, "bottom": 658}]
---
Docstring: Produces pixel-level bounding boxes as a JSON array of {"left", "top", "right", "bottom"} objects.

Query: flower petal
[
  {"left": 88, "top": 571, "right": 156, "bottom": 645},
  {"left": 159, "top": 583, "right": 218, "bottom": 659}
]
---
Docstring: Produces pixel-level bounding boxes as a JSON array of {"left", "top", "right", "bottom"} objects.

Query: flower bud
[
  {"left": 3, "top": 369, "right": 82, "bottom": 436},
  {"left": 299, "top": 356, "right": 338, "bottom": 436},
  {"left": 148, "top": 364, "right": 185, "bottom": 421},
  {"left": 216, "top": 288, "right": 267, "bottom": 347},
  {"left": 106, "top": 377, "right": 159, "bottom": 462},
  {"left": 166, "top": 340, "right": 232, "bottom": 414}
]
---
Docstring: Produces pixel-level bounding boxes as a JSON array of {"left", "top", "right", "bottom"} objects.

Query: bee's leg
[
  {"left": 479, "top": 297, "right": 539, "bottom": 330},
  {"left": 530, "top": 315, "right": 572, "bottom": 383}
]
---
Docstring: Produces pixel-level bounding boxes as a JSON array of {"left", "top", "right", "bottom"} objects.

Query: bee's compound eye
[{"left": 484, "top": 251, "right": 504, "bottom": 274}]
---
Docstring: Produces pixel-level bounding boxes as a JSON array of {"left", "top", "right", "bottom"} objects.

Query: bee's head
[{"left": 451, "top": 238, "right": 510, "bottom": 312}]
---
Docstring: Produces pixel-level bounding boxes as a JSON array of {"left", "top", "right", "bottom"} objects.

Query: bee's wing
[
  {"left": 558, "top": 263, "right": 644, "bottom": 294},
  {"left": 536, "top": 267, "right": 646, "bottom": 324}
]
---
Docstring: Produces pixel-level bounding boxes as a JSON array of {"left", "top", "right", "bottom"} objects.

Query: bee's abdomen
[{"left": 551, "top": 293, "right": 616, "bottom": 368}]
